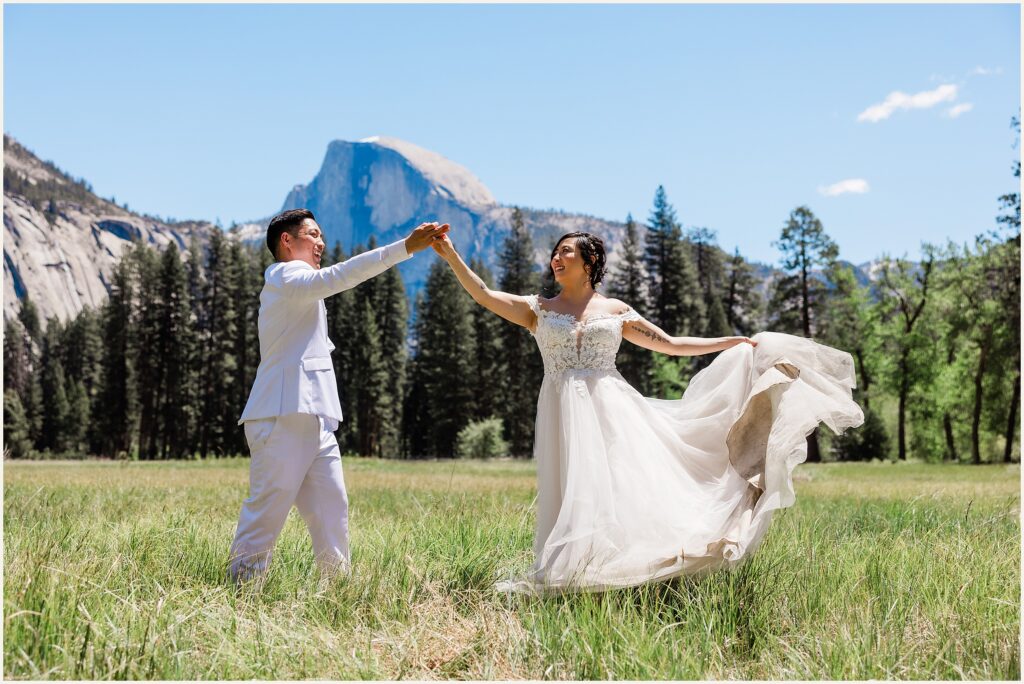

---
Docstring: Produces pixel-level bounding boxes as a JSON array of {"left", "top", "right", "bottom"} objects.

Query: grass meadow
[{"left": 3, "top": 458, "right": 1020, "bottom": 680}]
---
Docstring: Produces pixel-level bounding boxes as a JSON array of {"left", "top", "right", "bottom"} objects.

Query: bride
[{"left": 430, "top": 229, "right": 864, "bottom": 594}]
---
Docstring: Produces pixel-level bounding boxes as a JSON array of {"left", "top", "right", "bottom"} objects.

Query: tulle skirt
[{"left": 497, "top": 331, "right": 865, "bottom": 594}]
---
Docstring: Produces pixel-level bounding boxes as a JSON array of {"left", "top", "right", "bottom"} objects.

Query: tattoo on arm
[{"left": 630, "top": 324, "right": 669, "bottom": 345}]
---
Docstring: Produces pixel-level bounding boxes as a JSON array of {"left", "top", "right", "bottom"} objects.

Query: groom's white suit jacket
[{"left": 238, "top": 239, "right": 410, "bottom": 426}]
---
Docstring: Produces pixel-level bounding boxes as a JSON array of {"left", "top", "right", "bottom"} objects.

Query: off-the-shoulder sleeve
[
  {"left": 525, "top": 294, "right": 541, "bottom": 315},
  {"left": 618, "top": 306, "right": 643, "bottom": 322}
]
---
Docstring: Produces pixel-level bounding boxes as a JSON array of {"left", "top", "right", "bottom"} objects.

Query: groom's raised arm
[
  {"left": 276, "top": 240, "right": 410, "bottom": 300},
  {"left": 274, "top": 222, "right": 449, "bottom": 300}
]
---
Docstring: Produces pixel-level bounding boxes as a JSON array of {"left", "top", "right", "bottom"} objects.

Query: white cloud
[
  {"left": 857, "top": 84, "right": 958, "bottom": 123},
  {"left": 970, "top": 66, "right": 1001, "bottom": 76},
  {"left": 947, "top": 102, "right": 974, "bottom": 118},
  {"left": 818, "top": 179, "right": 870, "bottom": 197}
]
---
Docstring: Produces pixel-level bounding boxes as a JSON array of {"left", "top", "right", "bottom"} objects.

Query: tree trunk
[
  {"left": 942, "top": 344, "right": 957, "bottom": 461},
  {"left": 1004, "top": 368, "right": 1020, "bottom": 463},
  {"left": 898, "top": 352, "right": 908, "bottom": 460},
  {"left": 971, "top": 341, "right": 988, "bottom": 465},
  {"left": 855, "top": 349, "right": 871, "bottom": 410},
  {"left": 943, "top": 413, "right": 958, "bottom": 462},
  {"left": 806, "top": 429, "right": 821, "bottom": 463},
  {"left": 801, "top": 265, "right": 811, "bottom": 338}
]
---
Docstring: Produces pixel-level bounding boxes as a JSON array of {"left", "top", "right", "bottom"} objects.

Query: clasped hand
[{"left": 405, "top": 222, "right": 451, "bottom": 253}]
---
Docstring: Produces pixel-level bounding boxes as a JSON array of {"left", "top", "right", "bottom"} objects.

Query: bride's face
[{"left": 550, "top": 238, "right": 589, "bottom": 285}]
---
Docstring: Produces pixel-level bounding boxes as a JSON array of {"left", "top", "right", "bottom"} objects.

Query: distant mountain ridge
[
  {"left": 236, "top": 136, "right": 634, "bottom": 298},
  {"left": 2, "top": 135, "right": 218, "bottom": 325},
  {"left": 4, "top": 133, "right": 892, "bottom": 328},
  {"left": 239, "top": 136, "right": 890, "bottom": 300}
]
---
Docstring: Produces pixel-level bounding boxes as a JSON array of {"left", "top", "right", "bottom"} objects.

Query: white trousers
[{"left": 228, "top": 413, "right": 349, "bottom": 582}]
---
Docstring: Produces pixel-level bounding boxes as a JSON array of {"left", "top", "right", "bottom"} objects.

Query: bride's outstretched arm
[
  {"left": 430, "top": 233, "right": 537, "bottom": 330},
  {"left": 622, "top": 316, "right": 756, "bottom": 356}
]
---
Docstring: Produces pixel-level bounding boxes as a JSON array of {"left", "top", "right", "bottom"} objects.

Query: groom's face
[{"left": 281, "top": 219, "right": 326, "bottom": 269}]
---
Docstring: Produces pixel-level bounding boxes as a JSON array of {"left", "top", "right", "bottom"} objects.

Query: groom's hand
[{"left": 405, "top": 222, "right": 450, "bottom": 254}]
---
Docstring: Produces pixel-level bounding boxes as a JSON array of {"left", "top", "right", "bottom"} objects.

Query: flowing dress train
[{"left": 496, "top": 295, "right": 865, "bottom": 594}]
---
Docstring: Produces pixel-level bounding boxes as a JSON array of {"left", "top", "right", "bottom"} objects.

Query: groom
[{"left": 228, "top": 208, "right": 448, "bottom": 582}]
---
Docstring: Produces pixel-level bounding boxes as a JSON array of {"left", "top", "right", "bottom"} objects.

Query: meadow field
[{"left": 3, "top": 458, "right": 1020, "bottom": 680}]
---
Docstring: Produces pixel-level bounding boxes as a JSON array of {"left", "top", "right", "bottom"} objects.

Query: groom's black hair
[
  {"left": 267, "top": 208, "right": 316, "bottom": 259},
  {"left": 551, "top": 232, "right": 607, "bottom": 289}
]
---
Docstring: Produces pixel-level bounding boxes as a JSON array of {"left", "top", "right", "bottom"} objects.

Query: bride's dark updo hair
[{"left": 552, "top": 232, "right": 607, "bottom": 290}]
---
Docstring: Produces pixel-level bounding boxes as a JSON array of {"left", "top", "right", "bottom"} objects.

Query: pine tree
[
  {"left": 351, "top": 287, "right": 390, "bottom": 456},
  {"left": 340, "top": 237, "right": 392, "bottom": 457},
  {"left": 374, "top": 264, "right": 408, "bottom": 456},
  {"left": 157, "top": 243, "right": 195, "bottom": 458},
  {"left": 184, "top": 237, "right": 207, "bottom": 455},
  {"left": 199, "top": 230, "right": 239, "bottom": 456},
  {"left": 60, "top": 309, "right": 103, "bottom": 440},
  {"left": 645, "top": 187, "right": 673, "bottom": 326},
  {"left": 769, "top": 205, "right": 839, "bottom": 462},
  {"left": 686, "top": 226, "right": 730, "bottom": 372},
  {"left": 406, "top": 259, "right": 475, "bottom": 457},
  {"left": 98, "top": 256, "right": 136, "bottom": 457},
  {"left": 540, "top": 263, "right": 562, "bottom": 299},
  {"left": 687, "top": 227, "right": 730, "bottom": 338},
  {"left": 21, "top": 370, "right": 44, "bottom": 452},
  {"left": 325, "top": 242, "right": 359, "bottom": 452},
  {"left": 3, "top": 318, "right": 31, "bottom": 400},
  {"left": 498, "top": 207, "right": 543, "bottom": 456},
  {"left": 818, "top": 262, "right": 888, "bottom": 460},
  {"left": 766, "top": 273, "right": 804, "bottom": 334},
  {"left": 337, "top": 239, "right": 380, "bottom": 456},
  {"left": 228, "top": 239, "right": 259, "bottom": 456},
  {"left": 13, "top": 297, "right": 44, "bottom": 447},
  {"left": 64, "top": 379, "right": 90, "bottom": 455},
  {"left": 402, "top": 291, "right": 427, "bottom": 457},
  {"left": 51, "top": 308, "right": 100, "bottom": 455},
  {"left": 3, "top": 390, "right": 34, "bottom": 458},
  {"left": 644, "top": 186, "right": 705, "bottom": 337},
  {"left": 39, "top": 320, "right": 71, "bottom": 454},
  {"left": 132, "top": 243, "right": 163, "bottom": 459},
  {"left": 468, "top": 257, "right": 506, "bottom": 420},
  {"left": 17, "top": 295, "right": 41, "bottom": 347},
  {"left": 723, "top": 248, "right": 764, "bottom": 336},
  {"left": 609, "top": 214, "right": 648, "bottom": 309},
  {"left": 769, "top": 206, "right": 838, "bottom": 338},
  {"left": 607, "top": 214, "right": 652, "bottom": 392}
]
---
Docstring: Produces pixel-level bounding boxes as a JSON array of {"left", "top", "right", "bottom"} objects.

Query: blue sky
[{"left": 4, "top": 3, "right": 1019, "bottom": 265}]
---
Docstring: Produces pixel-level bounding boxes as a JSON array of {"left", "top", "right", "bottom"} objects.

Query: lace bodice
[{"left": 526, "top": 294, "right": 643, "bottom": 375}]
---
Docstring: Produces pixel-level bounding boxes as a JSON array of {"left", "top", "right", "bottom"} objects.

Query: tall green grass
[{"left": 4, "top": 460, "right": 1019, "bottom": 679}]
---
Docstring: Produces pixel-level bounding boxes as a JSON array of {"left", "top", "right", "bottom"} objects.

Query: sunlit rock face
[
  {"left": 281, "top": 137, "right": 493, "bottom": 256},
  {"left": 4, "top": 133, "right": 633, "bottom": 329},
  {"left": 3, "top": 135, "right": 215, "bottom": 326},
  {"left": 6, "top": 131, "right": 888, "bottom": 337},
  {"left": 272, "top": 136, "right": 629, "bottom": 295}
]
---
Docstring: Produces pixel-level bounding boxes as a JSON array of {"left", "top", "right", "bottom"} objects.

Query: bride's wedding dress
[{"left": 496, "top": 295, "right": 865, "bottom": 594}]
